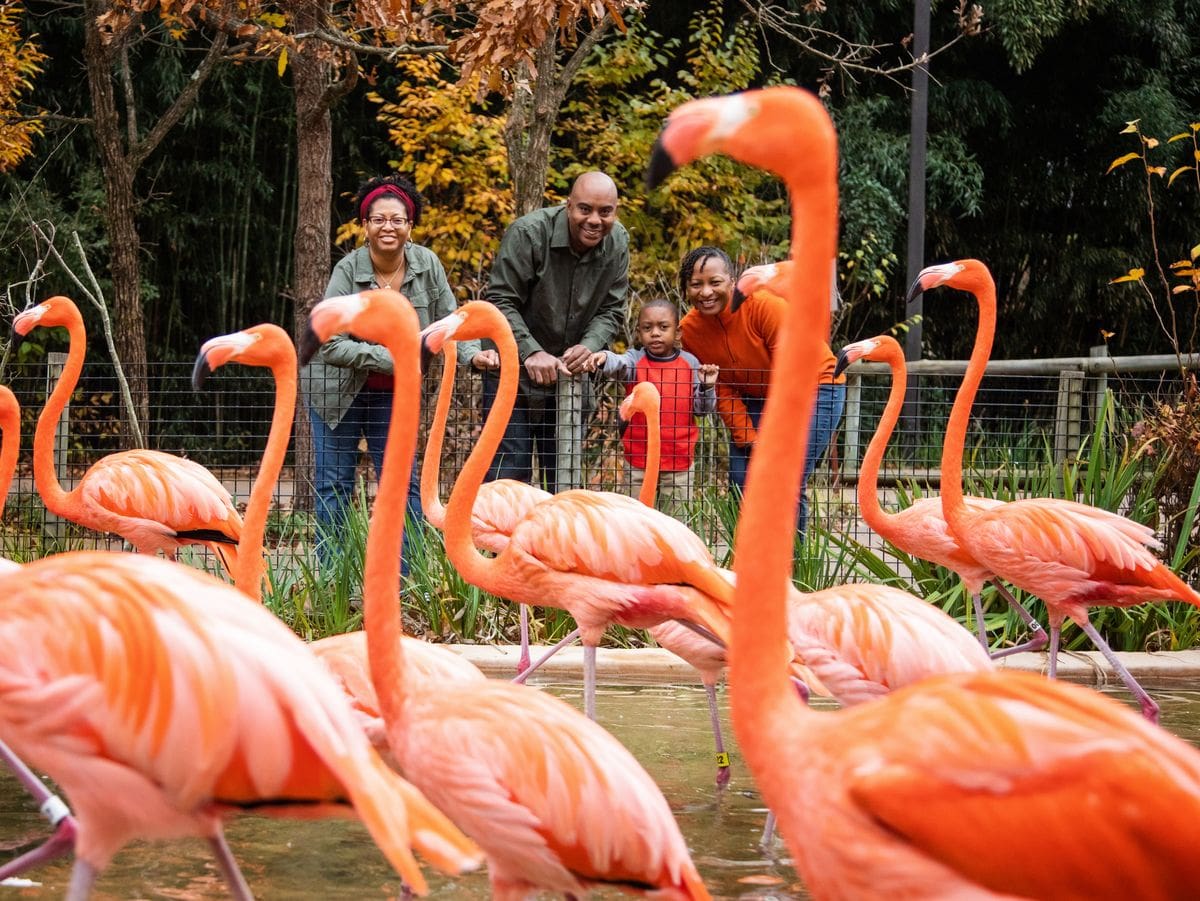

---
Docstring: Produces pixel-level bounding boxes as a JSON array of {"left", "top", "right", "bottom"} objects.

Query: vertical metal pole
[
  {"left": 901, "top": 0, "right": 931, "bottom": 447},
  {"left": 556, "top": 375, "right": 584, "bottom": 491}
]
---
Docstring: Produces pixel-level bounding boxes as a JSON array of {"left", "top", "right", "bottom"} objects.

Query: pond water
[{"left": 3, "top": 682, "right": 1200, "bottom": 899}]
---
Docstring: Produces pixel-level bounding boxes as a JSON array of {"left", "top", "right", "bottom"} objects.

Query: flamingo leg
[
  {"left": 0, "top": 739, "right": 77, "bottom": 880},
  {"left": 969, "top": 590, "right": 990, "bottom": 651},
  {"left": 760, "top": 810, "right": 777, "bottom": 849},
  {"left": 986, "top": 584, "right": 1049, "bottom": 660},
  {"left": 510, "top": 629, "right": 581, "bottom": 685},
  {"left": 64, "top": 858, "right": 97, "bottom": 901},
  {"left": 516, "top": 604, "right": 531, "bottom": 675},
  {"left": 1077, "top": 619, "right": 1160, "bottom": 723},
  {"left": 584, "top": 644, "right": 597, "bottom": 721},
  {"left": 207, "top": 830, "right": 254, "bottom": 901},
  {"left": 1046, "top": 618, "right": 1062, "bottom": 680},
  {"left": 704, "top": 683, "right": 731, "bottom": 788}
]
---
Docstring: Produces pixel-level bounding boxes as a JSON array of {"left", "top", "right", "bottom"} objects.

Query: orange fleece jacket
[{"left": 681, "top": 288, "right": 842, "bottom": 447}]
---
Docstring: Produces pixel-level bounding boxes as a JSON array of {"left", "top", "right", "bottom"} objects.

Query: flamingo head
[
  {"left": 906, "top": 259, "right": 993, "bottom": 305},
  {"left": 0, "top": 385, "right": 18, "bottom": 435},
  {"left": 832, "top": 335, "right": 903, "bottom": 379},
  {"left": 193, "top": 324, "right": 295, "bottom": 389},
  {"left": 298, "top": 289, "right": 417, "bottom": 367},
  {"left": 618, "top": 381, "right": 661, "bottom": 425},
  {"left": 13, "top": 296, "right": 78, "bottom": 337},
  {"left": 733, "top": 260, "right": 791, "bottom": 311},
  {"left": 646, "top": 86, "right": 836, "bottom": 191},
  {"left": 421, "top": 301, "right": 510, "bottom": 349}
]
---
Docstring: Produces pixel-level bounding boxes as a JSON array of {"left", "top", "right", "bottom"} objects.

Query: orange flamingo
[
  {"left": 830, "top": 331, "right": 1048, "bottom": 657},
  {"left": 0, "top": 551, "right": 480, "bottom": 897},
  {"left": 0, "top": 385, "right": 80, "bottom": 881},
  {"left": 913, "top": 258, "right": 1200, "bottom": 722},
  {"left": 429, "top": 300, "right": 745, "bottom": 721},
  {"left": 300, "top": 288, "right": 712, "bottom": 901},
  {"left": 650, "top": 85, "right": 1200, "bottom": 897},
  {"left": 191, "top": 325, "right": 488, "bottom": 758},
  {"left": 14, "top": 297, "right": 242, "bottom": 571},
  {"left": 419, "top": 337, "right": 551, "bottom": 673}
]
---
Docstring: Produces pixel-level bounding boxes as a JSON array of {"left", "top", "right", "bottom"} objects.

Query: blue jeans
[
  {"left": 309, "top": 389, "right": 422, "bottom": 576},
  {"left": 727, "top": 383, "right": 846, "bottom": 537},
  {"left": 481, "top": 373, "right": 561, "bottom": 494}
]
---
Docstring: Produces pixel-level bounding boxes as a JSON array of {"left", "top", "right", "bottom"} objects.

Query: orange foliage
[{"left": 0, "top": 1, "right": 46, "bottom": 172}]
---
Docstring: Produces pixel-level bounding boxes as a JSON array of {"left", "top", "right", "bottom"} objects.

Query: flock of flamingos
[{"left": 2, "top": 85, "right": 1200, "bottom": 899}]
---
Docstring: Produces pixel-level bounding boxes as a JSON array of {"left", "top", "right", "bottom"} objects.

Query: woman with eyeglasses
[{"left": 302, "top": 174, "right": 481, "bottom": 575}]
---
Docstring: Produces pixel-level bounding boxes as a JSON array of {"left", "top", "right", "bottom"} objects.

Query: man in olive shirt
[{"left": 473, "top": 171, "right": 629, "bottom": 493}]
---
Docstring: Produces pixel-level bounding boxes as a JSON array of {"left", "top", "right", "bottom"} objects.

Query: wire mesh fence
[{"left": 2, "top": 350, "right": 1194, "bottom": 577}]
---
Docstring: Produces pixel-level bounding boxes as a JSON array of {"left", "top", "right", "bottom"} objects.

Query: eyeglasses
[{"left": 367, "top": 216, "right": 410, "bottom": 228}]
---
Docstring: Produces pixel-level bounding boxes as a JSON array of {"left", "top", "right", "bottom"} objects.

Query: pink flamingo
[
  {"left": 651, "top": 84, "right": 1200, "bottom": 898},
  {"left": 300, "top": 288, "right": 712, "bottom": 900},
  {"left": 914, "top": 258, "right": 1200, "bottom": 722},
  {"left": 191, "top": 325, "right": 488, "bottom": 758},
  {"left": 829, "top": 330, "right": 1048, "bottom": 657},
  {"left": 0, "top": 549, "right": 480, "bottom": 897},
  {"left": 428, "top": 300, "right": 748, "bottom": 721},
  {"left": 419, "top": 337, "right": 550, "bottom": 673},
  {"left": 15, "top": 297, "right": 242, "bottom": 571}
]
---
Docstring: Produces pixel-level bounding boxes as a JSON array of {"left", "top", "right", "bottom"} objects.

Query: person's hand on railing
[
  {"left": 559, "top": 344, "right": 595, "bottom": 376},
  {"left": 525, "top": 350, "right": 572, "bottom": 385},
  {"left": 470, "top": 349, "right": 500, "bottom": 371}
]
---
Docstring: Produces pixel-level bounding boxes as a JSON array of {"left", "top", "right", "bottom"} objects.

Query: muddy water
[{"left": 3, "top": 683, "right": 1199, "bottom": 899}]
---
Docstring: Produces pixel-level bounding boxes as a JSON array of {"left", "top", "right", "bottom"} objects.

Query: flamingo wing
[
  {"left": 785, "top": 583, "right": 992, "bottom": 706},
  {"left": 398, "top": 683, "right": 708, "bottom": 898},
  {"left": 885, "top": 498, "right": 999, "bottom": 590},
  {"left": 0, "top": 553, "right": 479, "bottom": 883},
  {"left": 843, "top": 671, "right": 1200, "bottom": 899},
  {"left": 507, "top": 490, "right": 716, "bottom": 586},
  {"left": 471, "top": 479, "right": 551, "bottom": 551},
  {"left": 79, "top": 449, "right": 242, "bottom": 542}
]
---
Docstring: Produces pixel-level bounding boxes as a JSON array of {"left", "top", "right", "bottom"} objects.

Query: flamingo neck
[
  {"left": 940, "top": 273, "right": 996, "bottom": 533},
  {"left": 729, "top": 172, "right": 837, "bottom": 769},
  {"left": 443, "top": 308, "right": 518, "bottom": 593},
  {"left": 636, "top": 394, "right": 661, "bottom": 507},
  {"left": 235, "top": 357, "right": 296, "bottom": 601},
  {"left": 363, "top": 319, "right": 422, "bottom": 727},
  {"left": 419, "top": 341, "right": 457, "bottom": 531},
  {"left": 856, "top": 343, "right": 907, "bottom": 539},
  {"left": 0, "top": 411, "right": 19, "bottom": 518},
  {"left": 32, "top": 317, "right": 85, "bottom": 514}
]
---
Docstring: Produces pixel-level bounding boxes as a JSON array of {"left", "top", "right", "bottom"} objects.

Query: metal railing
[{"left": 3, "top": 349, "right": 1196, "bottom": 561}]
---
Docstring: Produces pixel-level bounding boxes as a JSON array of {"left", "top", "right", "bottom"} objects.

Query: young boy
[{"left": 588, "top": 299, "right": 719, "bottom": 515}]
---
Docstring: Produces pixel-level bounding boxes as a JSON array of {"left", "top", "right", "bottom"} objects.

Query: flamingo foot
[
  {"left": 1077, "top": 619, "right": 1160, "bottom": 724},
  {"left": 715, "top": 762, "right": 731, "bottom": 789},
  {"left": 988, "top": 627, "right": 1050, "bottom": 660},
  {"left": 0, "top": 815, "right": 76, "bottom": 880}
]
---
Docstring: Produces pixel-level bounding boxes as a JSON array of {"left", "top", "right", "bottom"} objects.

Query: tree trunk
[
  {"left": 503, "top": 34, "right": 560, "bottom": 217},
  {"left": 83, "top": 0, "right": 149, "bottom": 445},
  {"left": 288, "top": 4, "right": 336, "bottom": 513}
]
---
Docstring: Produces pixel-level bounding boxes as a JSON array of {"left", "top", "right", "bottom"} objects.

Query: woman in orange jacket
[{"left": 678, "top": 246, "right": 845, "bottom": 535}]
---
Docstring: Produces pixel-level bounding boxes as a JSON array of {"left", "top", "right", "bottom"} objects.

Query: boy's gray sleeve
[
  {"left": 682, "top": 351, "right": 716, "bottom": 416},
  {"left": 597, "top": 348, "right": 642, "bottom": 382}
]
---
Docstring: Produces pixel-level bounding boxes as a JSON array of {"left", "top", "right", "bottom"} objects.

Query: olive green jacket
[
  {"left": 485, "top": 204, "right": 629, "bottom": 396},
  {"left": 302, "top": 243, "right": 480, "bottom": 428}
]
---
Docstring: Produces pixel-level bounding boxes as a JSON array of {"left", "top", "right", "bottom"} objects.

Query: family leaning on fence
[{"left": 300, "top": 169, "right": 846, "bottom": 564}]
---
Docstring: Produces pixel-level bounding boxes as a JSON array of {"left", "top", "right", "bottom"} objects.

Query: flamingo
[
  {"left": 0, "top": 551, "right": 480, "bottom": 897},
  {"left": 649, "top": 84, "right": 1200, "bottom": 898},
  {"left": 829, "top": 330, "right": 1048, "bottom": 657},
  {"left": 425, "top": 300, "right": 751, "bottom": 721},
  {"left": 419, "top": 337, "right": 550, "bottom": 674},
  {"left": 0, "top": 385, "right": 80, "bottom": 881},
  {"left": 14, "top": 296, "right": 242, "bottom": 573},
  {"left": 191, "top": 325, "right": 488, "bottom": 757},
  {"left": 912, "top": 258, "right": 1200, "bottom": 722},
  {"left": 300, "top": 287, "right": 712, "bottom": 901}
]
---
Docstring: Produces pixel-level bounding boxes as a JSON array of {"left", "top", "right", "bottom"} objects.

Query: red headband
[{"left": 359, "top": 185, "right": 415, "bottom": 223}]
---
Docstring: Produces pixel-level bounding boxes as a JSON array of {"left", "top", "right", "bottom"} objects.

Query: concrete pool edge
[{"left": 442, "top": 643, "right": 1200, "bottom": 690}]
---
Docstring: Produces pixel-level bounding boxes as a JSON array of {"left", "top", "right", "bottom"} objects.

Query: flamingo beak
[
  {"left": 832, "top": 347, "right": 855, "bottom": 380},
  {"left": 904, "top": 275, "right": 927, "bottom": 307},
  {"left": 646, "top": 135, "right": 678, "bottom": 190},
  {"left": 192, "top": 353, "right": 214, "bottom": 390},
  {"left": 297, "top": 323, "right": 322, "bottom": 367}
]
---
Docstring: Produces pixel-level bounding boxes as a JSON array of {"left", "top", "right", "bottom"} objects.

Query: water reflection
[{"left": 3, "top": 683, "right": 1199, "bottom": 898}]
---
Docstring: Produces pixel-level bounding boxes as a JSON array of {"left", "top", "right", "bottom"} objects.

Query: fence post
[
  {"left": 842, "top": 371, "right": 862, "bottom": 479},
  {"left": 1054, "top": 368, "right": 1086, "bottom": 468},
  {"left": 45, "top": 351, "right": 69, "bottom": 544},
  {"left": 1089, "top": 344, "right": 1110, "bottom": 424},
  {"left": 556, "top": 375, "right": 584, "bottom": 491}
]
